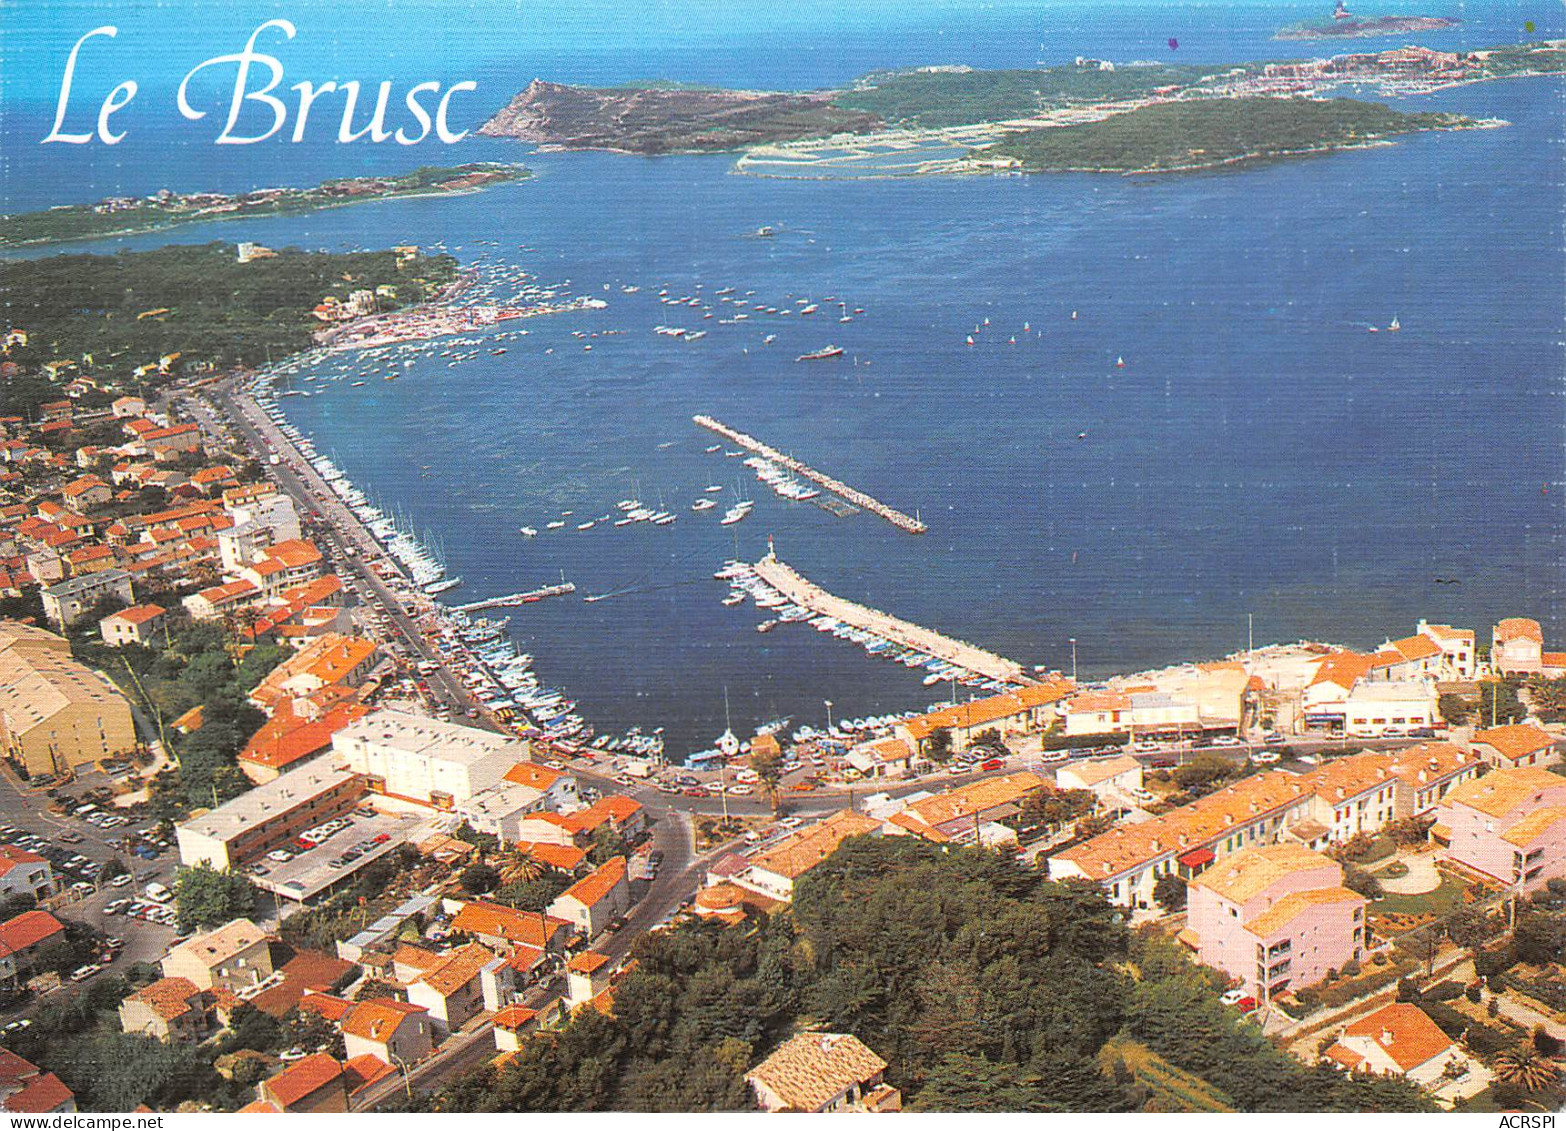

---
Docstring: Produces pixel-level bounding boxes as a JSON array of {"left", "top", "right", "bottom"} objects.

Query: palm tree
[
  {"left": 1493, "top": 1046, "right": 1558, "bottom": 1092},
  {"left": 497, "top": 849, "right": 545, "bottom": 887}
]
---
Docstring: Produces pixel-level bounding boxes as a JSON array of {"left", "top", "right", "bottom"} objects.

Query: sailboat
[
  {"left": 1387, "top": 315, "right": 1401, "bottom": 332},
  {"left": 1115, "top": 355, "right": 1126, "bottom": 368}
]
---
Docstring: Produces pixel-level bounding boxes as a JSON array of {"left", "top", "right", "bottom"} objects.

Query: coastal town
[
  {"left": 0, "top": 276, "right": 1559, "bottom": 1113},
  {"left": 0, "top": 0, "right": 1561, "bottom": 1110}
]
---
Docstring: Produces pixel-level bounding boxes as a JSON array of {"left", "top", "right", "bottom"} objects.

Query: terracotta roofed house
[
  {"left": 1471, "top": 724, "right": 1560, "bottom": 770},
  {"left": 547, "top": 856, "right": 632, "bottom": 938},
  {"left": 340, "top": 998, "right": 432, "bottom": 1066},
  {"left": 1433, "top": 766, "right": 1566, "bottom": 893},
  {"left": 117, "top": 976, "right": 214, "bottom": 1042},
  {"left": 1492, "top": 618, "right": 1545, "bottom": 675},
  {"left": 734, "top": 810, "right": 883, "bottom": 903},
  {"left": 1322, "top": 1002, "right": 1465, "bottom": 1085},
  {"left": 746, "top": 1032, "right": 900, "bottom": 1113},
  {"left": 0, "top": 1048, "right": 75, "bottom": 1113},
  {"left": 1181, "top": 844, "right": 1365, "bottom": 999},
  {"left": 257, "top": 1052, "right": 348, "bottom": 1113}
]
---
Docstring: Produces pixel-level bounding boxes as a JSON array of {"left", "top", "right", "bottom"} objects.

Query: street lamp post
[{"left": 824, "top": 700, "right": 833, "bottom": 734}]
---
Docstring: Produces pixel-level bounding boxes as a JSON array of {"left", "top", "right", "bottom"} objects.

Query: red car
[
  {"left": 293, "top": 837, "right": 316, "bottom": 850},
  {"left": 1237, "top": 997, "right": 1258, "bottom": 1014},
  {"left": 980, "top": 757, "right": 1004, "bottom": 771}
]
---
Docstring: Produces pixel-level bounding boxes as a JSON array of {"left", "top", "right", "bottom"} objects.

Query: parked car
[
  {"left": 110, "top": 873, "right": 133, "bottom": 888},
  {"left": 1209, "top": 735, "right": 1243, "bottom": 747},
  {"left": 1251, "top": 751, "right": 1282, "bottom": 765},
  {"left": 979, "top": 757, "right": 1005, "bottom": 772},
  {"left": 1039, "top": 749, "right": 1070, "bottom": 764}
]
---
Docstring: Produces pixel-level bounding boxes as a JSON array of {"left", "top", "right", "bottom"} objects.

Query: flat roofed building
[
  {"left": 40, "top": 569, "right": 133, "bottom": 628},
  {"left": 0, "top": 621, "right": 136, "bottom": 777},
  {"left": 1342, "top": 679, "right": 1438, "bottom": 738},
  {"left": 175, "top": 762, "right": 365, "bottom": 870},
  {"left": 332, "top": 709, "right": 527, "bottom": 810}
]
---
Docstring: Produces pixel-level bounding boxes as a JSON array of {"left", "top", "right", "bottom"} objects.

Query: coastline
[{"left": 0, "top": 167, "right": 531, "bottom": 252}]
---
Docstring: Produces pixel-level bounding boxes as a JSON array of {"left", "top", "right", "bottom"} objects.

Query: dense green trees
[
  {"left": 174, "top": 861, "right": 258, "bottom": 933},
  {"left": 988, "top": 97, "right": 1465, "bottom": 173},
  {"left": 0, "top": 243, "right": 457, "bottom": 402}
]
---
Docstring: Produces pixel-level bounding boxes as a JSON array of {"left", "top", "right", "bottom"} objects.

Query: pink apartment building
[
  {"left": 1433, "top": 766, "right": 1566, "bottom": 894},
  {"left": 1182, "top": 844, "right": 1366, "bottom": 999}
]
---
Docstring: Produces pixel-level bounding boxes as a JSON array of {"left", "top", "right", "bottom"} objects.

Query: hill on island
[
  {"left": 983, "top": 96, "right": 1470, "bottom": 174},
  {"left": 478, "top": 80, "right": 880, "bottom": 154}
]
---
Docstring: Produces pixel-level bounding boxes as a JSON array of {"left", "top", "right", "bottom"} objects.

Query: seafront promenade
[
  {"left": 752, "top": 552, "right": 1031, "bottom": 685},
  {"left": 694, "top": 414, "right": 928, "bottom": 533}
]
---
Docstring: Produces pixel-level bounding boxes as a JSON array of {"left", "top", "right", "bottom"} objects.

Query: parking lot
[{"left": 247, "top": 811, "right": 424, "bottom": 904}]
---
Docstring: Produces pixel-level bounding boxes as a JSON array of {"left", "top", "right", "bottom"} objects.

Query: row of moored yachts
[{"left": 715, "top": 561, "right": 1013, "bottom": 694}]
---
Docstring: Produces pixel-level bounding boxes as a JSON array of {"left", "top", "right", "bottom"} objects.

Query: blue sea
[{"left": 2, "top": 0, "right": 1562, "bottom": 755}]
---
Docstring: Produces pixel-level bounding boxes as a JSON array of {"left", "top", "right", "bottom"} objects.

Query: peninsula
[
  {"left": 980, "top": 97, "right": 1476, "bottom": 175},
  {"left": 0, "top": 242, "right": 457, "bottom": 404},
  {"left": 0, "top": 163, "right": 528, "bottom": 249},
  {"left": 1277, "top": 15, "right": 1460, "bottom": 40},
  {"left": 478, "top": 80, "right": 879, "bottom": 153}
]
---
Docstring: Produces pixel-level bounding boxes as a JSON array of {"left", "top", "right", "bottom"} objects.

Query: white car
[
  {"left": 110, "top": 873, "right": 133, "bottom": 888},
  {"left": 727, "top": 785, "right": 754, "bottom": 797},
  {"left": 1252, "top": 751, "right": 1282, "bottom": 765},
  {"left": 1039, "top": 749, "right": 1070, "bottom": 764},
  {"left": 1209, "top": 735, "right": 1243, "bottom": 747}
]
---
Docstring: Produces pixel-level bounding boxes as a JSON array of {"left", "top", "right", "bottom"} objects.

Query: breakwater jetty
[
  {"left": 693, "top": 414, "right": 927, "bottom": 534},
  {"left": 751, "top": 551, "right": 1030, "bottom": 685},
  {"left": 451, "top": 582, "right": 576, "bottom": 612}
]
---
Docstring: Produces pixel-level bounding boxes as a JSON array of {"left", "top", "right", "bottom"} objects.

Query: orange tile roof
[
  {"left": 1385, "top": 742, "right": 1479, "bottom": 788},
  {"left": 263, "top": 1053, "right": 343, "bottom": 1109},
  {"left": 565, "top": 951, "right": 610, "bottom": 975},
  {"left": 1496, "top": 617, "right": 1543, "bottom": 643},
  {"left": 1063, "top": 690, "right": 1134, "bottom": 714},
  {"left": 1500, "top": 806, "right": 1566, "bottom": 848},
  {"left": 341, "top": 1055, "right": 395, "bottom": 1095},
  {"left": 1246, "top": 886, "right": 1363, "bottom": 938},
  {"left": 239, "top": 701, "right": 369, "bottom": 771},
  {"left": 884, "top": 811, "right": 951, "bottom": 843},
  {"left": 1421, "top": 623, "right": 1473, "bottom": 643},
  {"left": 493, "top": 1005, "right": 539, "bottom": 1031},
  {"left": 503, "top": 762, "right": 565, "bottom": 790},
  {"left": 902, "top": 771, "right": 1045, "bottom": 829},
  {"left": 1387, "top": 634, "right": 1441, "bottom": 662},
  {"left": 555, "top": 856, "right": 627, "bottom": 910},
  {"left": 1545, "top": 652, "right": 1566, "bottom": 669},
  {"left": 341, "top": 998, "right": 427, "bottom": 1042},
  {"left": 296, "top": 992, "right": 353, "bottom": 1022},
  {"left": 514, "top": 841, "right": 587, "bottom": 872},
  {"left": 105, "top": 603, "right": 165, "bottom": 626},
  {"left": 1056, "top": 759, "right": 1385, "bottom": 881},
  {"left": 1060, "top": 755, "right": 1140, "bottom": 787},
  {"left": 1441, "top": 766, "right": 1566, "bottom": 819},
  {"left": 0, "top": 1071, "right": 74, "bottom": 1114},
  {"left": 0, "top": 910, "right": 65, "bottom": 956},
  {"left": 415, "top": 943, "right": 497, "bottom": 997},
  {"left": 126, "top": 976, "right": 204, "bottom": 1022},
  {"left": 1473, "top": 724, "right": 1558, "bottom": 762},
  {"left": 1339, "top": 1003, "right": 1454, "bottom": 1072},
  {"left": 901, "top": 681, "right": 1075, "bottom": 741},
  {"left": 1191, "top": 844, "right": 1337, "bottom": 903},
  {"left": 1309, "top": 651, "right": 1374, "bottom": 690},
  {"left": 0, "top": 845, "right": 46, "bottom": 876},
  {"left": 748, "top": 811, "right": 883, "bottom": 881},
  {"left": 449, "top": 901, "right": 570, "bottom": 948},
  {"left": 747, "top": 1032, "right": 888, "bottom": 1112}
]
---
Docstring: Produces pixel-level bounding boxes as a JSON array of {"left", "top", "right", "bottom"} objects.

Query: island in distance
[
  {"left": 478, "top": 80, "right": 879, "bottom": 154},
  {"left": 478, "top": 43, "right": 1566, "bottom": 177},
  {"left": 1278, "top": 0, "right": 1458, "bottom": 40}
]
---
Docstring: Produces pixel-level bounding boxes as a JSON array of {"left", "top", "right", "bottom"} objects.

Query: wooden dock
[
  {"left": 752, "top": 553, "right": 1030, "bottom": 685},
  {"left": 693, "top": 414, "right": 927, "bottom": 534}
]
